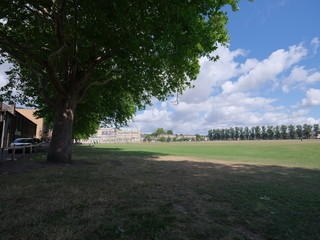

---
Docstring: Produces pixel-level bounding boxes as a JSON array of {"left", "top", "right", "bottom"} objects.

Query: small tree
[
  {"left": 274, "top": 126, "right": 281, "bottom": 139},
  {"left": 244, "top": 127, "right": 250, "bottom": 140},
  {"left": 280, "top": 125, "right": 287, "bottom": 139},
  {"left": 195, "top": 134, "right": 200, "bottom": 141},
  {"left": 303, "top": 124, "right": 312, "bottom": 139},
  {"left": 145, "top": 135, "right": 152, "bottom": 142},
  {"left": 261, "top": 126, "right": 267, "bottom": 140},
  {"left": 288, "top": 125, "right": 295, "bottom": 139},
  {"left": 296, "top": 125, "right": 303, "bottom": 139},
  {"left": 151, "top": 128, "right": 167, "bottom": 137},
  {"left": 220, "top": 129, "right": 226, "bottom": 140},
  {"left": 250, "top": 127, "right": 255, "bottom": 140},
  {"left": 208, "top": 130, "right": 213, "bottom": 140},
  {"left": 167, "top": 130, "right": 174, "bottom": 135},
  {"left": 235, "top": 127, "right": 240, "bottom": 140},
  {"left": 230, "top": 127, "right": 235, "bottom": 140},
  {"left": 239, "top": 127, "right": 244, "bottom": 140},
  {"left": 255, "top": 126, "right": 261, "bottom": 139},
  {"left": 313, "top": 124, "right": 319, "bottom": 138}
]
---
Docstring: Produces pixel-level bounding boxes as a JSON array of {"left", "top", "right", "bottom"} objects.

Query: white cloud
[
  {"left": 282, "top": 66, "right": 320, "bottom": 93},
  {"left": 0, "top": 73, "right": 7, "bottom": 87},
  {"left": 180, "top": 46, "right": 247, "bottom": 104},
  {"left": 292, "top": 109, "right": 309, "bottom": 117},
  {"left": 222, "top": 44, "right": 308, "bottom": 94},
  {"left": 0, "top": 61, "right": 11, "bottom": 88},
  {"left": 299, "top": 88, "right": 320, "bottom": 107},
  {"left": 311, "top": 37, "right": 320, "bottom": 54},
  {"left": 128, "top": 42, "right": 320, "bottom": 134},
  {"left": 306, "top": 71, "right": 320, "bottom": 84}
]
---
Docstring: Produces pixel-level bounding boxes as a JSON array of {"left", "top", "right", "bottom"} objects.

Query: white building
[{"left": 82, "top": 128, "right": 142, "bottom": 144}]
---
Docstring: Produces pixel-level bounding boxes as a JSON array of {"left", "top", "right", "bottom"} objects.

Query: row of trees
[
  {"left": 156, "top": 134, "right": 205, "bottom": 142},
  {"left": 145, "top": 128, "right": 205, "bottom": 142},
  {"left": 208, "top": 124, "right": 320, "bottom": 141}
]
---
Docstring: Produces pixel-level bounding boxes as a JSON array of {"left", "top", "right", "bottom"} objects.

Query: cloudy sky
[
  {"left": 128, "top": 0, "right": 320, "bottom": 134},
  {"left": 1, "top": 0, "right": 319, "bottom": 135}
]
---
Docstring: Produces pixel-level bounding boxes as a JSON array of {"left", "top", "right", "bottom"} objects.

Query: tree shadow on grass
[
  {"left": 72, "top": 145, "right": 320, "bottom": 240},
  {"left": 86, "top": 152, "right": 320, "bottom": 240},
  {"left": 73, "top": 144, "right": 169, "bottom": 159},
  {"left": 147, "top": 158, "right": 320, "bottom": 240},
  {"left": 1, "top": 146, "right": 320, "bottom": 240}
]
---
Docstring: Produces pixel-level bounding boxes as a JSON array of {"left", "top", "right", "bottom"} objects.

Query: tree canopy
[
  {"left": 151, "top": 128, "right": 168, "bottom": 136},
  {"left": 0, "top": 0, "right": 244, "bottom": 162}
]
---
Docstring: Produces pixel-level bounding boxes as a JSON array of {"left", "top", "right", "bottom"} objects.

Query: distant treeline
[{"left": 208, "top": 124, "right": 320, "bottom": 141}]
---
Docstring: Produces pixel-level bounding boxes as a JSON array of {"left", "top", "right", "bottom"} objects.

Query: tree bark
[{"left": 46, "top": 96, "right": 77, "bottom": 163}]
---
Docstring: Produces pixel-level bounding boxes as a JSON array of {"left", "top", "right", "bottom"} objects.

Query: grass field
[
  {"left": 94, "top": 139, "right": 320, "bottom": 169},
  {"left": 1, "top": 140, "right": 319, "bottom": 239}
]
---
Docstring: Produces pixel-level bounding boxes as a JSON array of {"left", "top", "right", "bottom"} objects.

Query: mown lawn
[
  {"left": 94, "top": 139, "right": 320, "bottom": 169},
  {"left": 0, "top": 140, "right": 319, "bottom": 240}
]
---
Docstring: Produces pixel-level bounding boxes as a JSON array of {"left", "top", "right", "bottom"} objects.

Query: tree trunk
[{"left": 46, "top": 96, "right": 77, "bottom": 163}]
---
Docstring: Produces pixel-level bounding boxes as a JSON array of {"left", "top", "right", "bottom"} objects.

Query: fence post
[
  {"left": 22, "top": 145, "right": 25, "bottom": 157},
  {"left": 11, "top": 145, "right": 15, "bottom": 161},
  {"left": 30, "top": 144, "right": 32, "bottom": 155}
]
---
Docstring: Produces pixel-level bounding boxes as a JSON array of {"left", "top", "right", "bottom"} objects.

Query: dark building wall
[
  {"left": 14, "top": 111, "right": 37, "bottom": 140},
  {"left": 0, "top": 111, "right": 15, "bottom": 148},
  {"left": 0, "top": 102, "right": 36, "bottom": 148}
]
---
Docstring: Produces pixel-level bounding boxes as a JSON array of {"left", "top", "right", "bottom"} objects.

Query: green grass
[
  {"left": 0, "top": 140, "right": 319, "bottom": 239},
  {"left": 93, "top": 139, "right": 320, "bottom": 169}
]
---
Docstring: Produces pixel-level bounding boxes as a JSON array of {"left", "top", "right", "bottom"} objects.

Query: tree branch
[
  {"left": 53, "top": 0, "right": 67, "bottom": 46},
  {"left": 77, "top": 76, "right": 114, "bottom": 103},
  {"left": 68, "top": 53, "right": 112, "bottom": 97},
  {"left": 1, "top": 46, "right": 44, "bottom": 76},
  {"left": 85, "top": 78, "right": 113, "bottom": 91},
  {"left": 46, "top": 44, "right": 68, "bottom": 96},
  {"left": 48, "top": 44, "right": 68, "bottom": 60},
  {"left": 31, "top": 4, "right": 52, "bottom": 17},
  {"left": 0, "top": 31, "right": 47, "bottom": 67},
  {"left": 0, "top": 45, "right": 55, "bottom": 107},
  {"left": 94, "top": 53, "right": 113, "bottom": 65},
  {"left": 23, "top": 3, "right": 52, "bottom": 19},
  {"left": 36, "top": 75, "right": 55, "bottom": 108}
]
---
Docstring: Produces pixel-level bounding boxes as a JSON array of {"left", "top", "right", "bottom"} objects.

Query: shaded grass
[{"left": 0, "top": 140, "right": 320, "bottom": 239}]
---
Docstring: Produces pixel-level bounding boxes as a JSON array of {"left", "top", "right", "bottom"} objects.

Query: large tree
[{"left": 0, "top": 0, "right": 243, "bottom": 162}]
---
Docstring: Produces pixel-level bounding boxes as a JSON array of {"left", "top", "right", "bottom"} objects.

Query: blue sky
[{"left": 128, "top": 0, "right": 320, "bottom": 134}]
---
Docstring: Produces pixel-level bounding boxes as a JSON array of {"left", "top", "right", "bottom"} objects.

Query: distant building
[
  {"left": 144, "top": 133, "right": 208, "bottom": 142},
  {"left": 82, "top": 128, "right": 142, "bottom": 144},
  {"left": 175, "top": 134, "right": 197, "bottom": 140}
]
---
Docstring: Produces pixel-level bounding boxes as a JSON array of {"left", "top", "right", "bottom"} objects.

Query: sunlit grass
[{"left": 92, "top": 139, "right": 320, "bottom": 169}]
